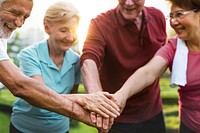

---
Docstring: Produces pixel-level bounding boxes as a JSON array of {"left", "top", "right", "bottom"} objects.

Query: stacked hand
[
  {"left": 62, "top": 91, "right": 127, "bottom": 132},
  {"left": 86, "top": 91, "right": 127, "bottom": 132}
]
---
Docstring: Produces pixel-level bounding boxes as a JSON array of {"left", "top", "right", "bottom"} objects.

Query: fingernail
[
  {"left": 97, "top": 122, "right": 102, "bottom": 127},
  {"left": 103, "top": 124, "right": 108, "bottom": 129}
]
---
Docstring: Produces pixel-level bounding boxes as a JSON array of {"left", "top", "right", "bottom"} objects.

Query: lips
[{"left": 124, "top": 7, "right": 135, "bottom": 12}]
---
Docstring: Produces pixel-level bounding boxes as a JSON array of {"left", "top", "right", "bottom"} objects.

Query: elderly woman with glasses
[{"left": 111, "top": 0, "right": 200, "bottom": 132}]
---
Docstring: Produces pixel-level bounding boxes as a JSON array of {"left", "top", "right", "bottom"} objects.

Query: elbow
[
  {"left": 8, "top": 85, "right": 23, "bottom": 98},
  {"left": 10, "top": 86, "right": 23, "bottom": 97},
  {"left": 138, "top": 67, "right": 157, "bottom": 86},
  {"left": 5, "top": 77, "right": 28, "bottom": 98},
  {"left": 145, "top": 72, "right": 157, "bottom": 86}
]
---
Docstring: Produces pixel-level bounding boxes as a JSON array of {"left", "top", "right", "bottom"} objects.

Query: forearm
[
  {"left": 12, "top": 77, "right": 94, "bottom": 125},
  {"left": 116, "top": 56, "right": 167, "bottom": 100},
  {"left": 116, "top": 67, "right": 156, "bottom": 100},
  {"left": 81, "top": 59, "right": 102, "bottom": 93},
  {"left": 0, "top": 60, "right": 73, "bottom": 116}
]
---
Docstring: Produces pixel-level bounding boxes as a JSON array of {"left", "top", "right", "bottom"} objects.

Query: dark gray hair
[{"left": 167, "top": 0, "right": 200, "bottom": 10}]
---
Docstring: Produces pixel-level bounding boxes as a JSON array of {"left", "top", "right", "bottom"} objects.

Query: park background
[{"left": 0, "top": 0, "right": 179, "bottom": 133}]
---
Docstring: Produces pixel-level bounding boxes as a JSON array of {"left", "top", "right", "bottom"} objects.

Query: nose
[
  {"left": 170, "top": 17, "right": 179, "bottom": 25},
  {"left": 125, "top": 0, "right": 134, "bottom": 5},
  {"left": 66, "top": 33, "right": 76, "bottom": 42},
  {"left": 14, "top": 16, "right": 25, "bottom": 28}
]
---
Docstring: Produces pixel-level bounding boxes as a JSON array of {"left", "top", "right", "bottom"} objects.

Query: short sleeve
[
  {"left": 17, "top": 46, "right": 41, "bottom": 77},
  {"left": 155, "top": 38, "right": 177, "bottom": 68},
  {"left": 0, "top": 39, "right": 9, "bottom": 61}
]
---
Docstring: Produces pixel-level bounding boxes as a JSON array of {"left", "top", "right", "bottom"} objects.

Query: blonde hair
[{"left": 44, "top": 1, "right": 80, "bottom": 24}]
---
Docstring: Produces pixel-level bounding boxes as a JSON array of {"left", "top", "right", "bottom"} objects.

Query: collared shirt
[
  {"left": 81, "top": 6, "right": 166, "bottom": 122},
  {"left": 11, "top": 39, "right": 81, "bottom": 133}
]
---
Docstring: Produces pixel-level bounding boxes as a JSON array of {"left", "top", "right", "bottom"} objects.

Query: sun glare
[{"left": 19, "top": 0, "right": 169, "bottom": 53}]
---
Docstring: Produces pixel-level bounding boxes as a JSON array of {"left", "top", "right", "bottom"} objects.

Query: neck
[
  {"left": 48, "top": 41, "right": 64, "bottom": 70},
  {"left": 133, "top": 12, "right": 143, "bottom": 30},
  {"left": 186, "top": 39, "right": 200, "bottom": 52}
]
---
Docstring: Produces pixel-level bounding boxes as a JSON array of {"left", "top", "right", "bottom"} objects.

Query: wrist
[{"left": 70, "top": 102, "right": 75, "bottom": 117}]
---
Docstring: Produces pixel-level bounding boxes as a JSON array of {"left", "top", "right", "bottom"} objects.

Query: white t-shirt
[
  {"left": 0, "top": 38, "right": 9, "bottom": 61},
  {"left": 0, "top": 38, "right": 9, "bottom": 88}
]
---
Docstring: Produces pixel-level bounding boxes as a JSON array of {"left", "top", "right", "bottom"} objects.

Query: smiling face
[
  {"left": 0, "top": 0, "right": 33, "bottom": 38},
  {"left": 118, "top": 0, "right": 145, "bottom": 20},
  {"left": 170, "top": 5, "right": 200, "bottom": 41},
  {"left": 45, "top": 16, "right": 79, "bottom": 53}
]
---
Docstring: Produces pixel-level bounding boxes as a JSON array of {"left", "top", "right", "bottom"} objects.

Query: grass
[
  {"left": 0, "top": 112, "right": 10, "bottom": 133},
  {"left": 0, "top": 78, "right": 179, "bottom": 133},
  {"left": 160, "top": 77, "right": 179, "bottom": 130},
  {"left": 70, "top": 122, "right": 97, "bottom": 133}
]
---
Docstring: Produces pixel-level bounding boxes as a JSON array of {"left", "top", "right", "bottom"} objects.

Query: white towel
[{"left": 170, "top": 38, "right": 188, "bottom": 87}]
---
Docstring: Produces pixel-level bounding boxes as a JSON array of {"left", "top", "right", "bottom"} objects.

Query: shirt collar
[
  {"left": 37, "top": 39, "right": 78, "bottom": 70},
  {"left": 37, "top": 39, "right": 50, "bottom": 64}
]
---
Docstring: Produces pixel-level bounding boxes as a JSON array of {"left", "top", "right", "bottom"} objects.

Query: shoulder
[
  {"left": 66, "top": 48, "right": 80, "bottom": 62},
  {"left": 145, "top": 6, "right": 164, "bottom": 16},
  {"left": 144, "top": 6, "right": 165, "bottom": 23},
  {"left": 157, "top": 37, "right": 178, "bottom": 54},
  {"left": 18, "top": 40, "right": 47, "bottom": 59},
  {"left": 92, "top": 8, "right": 116, "bottom": 25},
  {"left": 167, "top": 37, "right": 178, "bottom": 49}
]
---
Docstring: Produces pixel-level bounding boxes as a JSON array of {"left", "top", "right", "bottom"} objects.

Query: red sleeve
[{"left": 155, "top": 37, "right": 177, "bottom": 70}]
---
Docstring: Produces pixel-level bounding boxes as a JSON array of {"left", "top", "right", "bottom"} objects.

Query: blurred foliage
[
  {"left": 160, "top": 78, "right": 179, "bottom": 130},
  {"left": 7, "top": 32, "right": 25, "bottom": 66},
  {"left": 0, "top": 112, "right": 10, "bottom": 133}
]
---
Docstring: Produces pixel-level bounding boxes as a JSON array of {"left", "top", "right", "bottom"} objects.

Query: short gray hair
[{"left": 44, "top": 1, "right": 80, "bottom": 24}]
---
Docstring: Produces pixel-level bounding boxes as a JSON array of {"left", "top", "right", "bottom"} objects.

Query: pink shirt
[
  {"left": 156, "top": 37, "right": 200, "bottom": 132},
  {"left": 81, "top": 6, "right": 166, "bottom": 122}
]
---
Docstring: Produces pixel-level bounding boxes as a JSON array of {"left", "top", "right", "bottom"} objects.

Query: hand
[
  {"left": 111, "top": 91, "right": 127, "bottom": 113},
  {"left": 90, "top": 112, "right": 114, "bottom": 133},
  {"left": 77, "top": 92, "right": 120, "bottom": 118}
]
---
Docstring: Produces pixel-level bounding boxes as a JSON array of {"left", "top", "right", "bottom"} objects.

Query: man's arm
[
  {"left": 81, "top": 59, "right": 102, "bottom": 93},
  {"left": 0, "top": 60, "right": 71, "bottom": 114},
  {"left": 81, "top": 59, "right": 118, "bottom": 131},
  {"left": 0, "top": 60, "right": 117, "bottom": 129},
  {"left": 81, "top": 59, "right": 119, "bottom": 116},
  {"left": 0, "top": 60, "right": 100, "bottom": 126}
]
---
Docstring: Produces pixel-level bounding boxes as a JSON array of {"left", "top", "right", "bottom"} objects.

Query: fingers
[
  {"left": 96, "top": 115, "right": 114, "bottom": 133},
  {"left": 102, "top": 117, "right": 109, "bottom": 130},
  {"left": 82, "top": 92, "right": 120, "bottom": 118},
  {"left": 96, "top": 102, "right": 119, "bottom": 118},
  {"left": 96, "top": 114, "right": 103, "bottom": 128},
  {"left": 90, "top": 112, "right": 113, "bottom": 129},
  {"left": 102, "top": 92, "right": 120, "bottom": 112},
  {"left": 86, "top": 105, "right": 109, "bottom": 118},
  {"left": 109, "top": 117, "right": 114, "bottom": 127},
  {"left": 94, "top": 92, "right": 120, "bottom": 117},
  {"left": 90, "top": 112, "right": 97, "bottom": 123}
]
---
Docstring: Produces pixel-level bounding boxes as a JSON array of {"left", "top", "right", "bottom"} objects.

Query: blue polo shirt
[{"left": 11, "top": 39, "right": 81, "bottom": 133}]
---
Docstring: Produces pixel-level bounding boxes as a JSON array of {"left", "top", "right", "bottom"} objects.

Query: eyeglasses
[
  {"left": 167, "top": 9, "right": 197, "bottom": 21},
  {"left": 119, "top": 0, "right": 141, "bottom": 3}
]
